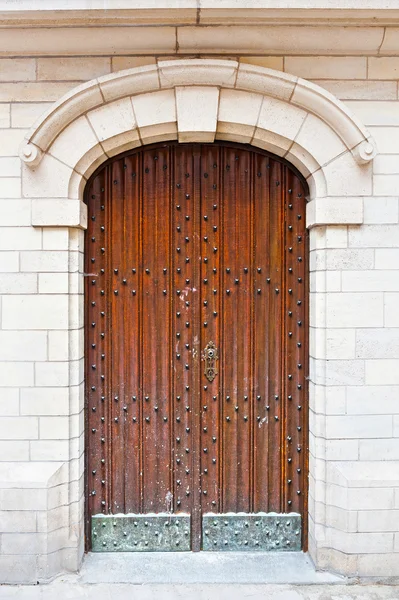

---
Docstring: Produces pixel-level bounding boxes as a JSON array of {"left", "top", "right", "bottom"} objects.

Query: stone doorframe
[{"left": 20, "top": 59, "right": 376, "bottom": 578}]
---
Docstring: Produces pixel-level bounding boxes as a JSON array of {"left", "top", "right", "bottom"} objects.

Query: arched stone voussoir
[{"left": 20, "top": 59, "right": 376, "bottom": 228}]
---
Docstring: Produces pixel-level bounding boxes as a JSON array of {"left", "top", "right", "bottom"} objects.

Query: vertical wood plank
[{"left": 141, "top": 146, "right": 172, "bottom": 513}]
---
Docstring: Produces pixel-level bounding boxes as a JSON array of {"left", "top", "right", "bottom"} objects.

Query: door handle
[{"left": 202, "top": 341, "right": 219, "bottom": 382}]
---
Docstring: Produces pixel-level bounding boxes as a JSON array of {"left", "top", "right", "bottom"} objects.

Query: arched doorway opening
[{"left": 84, "top": 141, "right": 309, "bottom": 553}]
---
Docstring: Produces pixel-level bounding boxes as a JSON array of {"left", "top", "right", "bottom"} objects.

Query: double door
[{"left": 85, "top": 142, "right": 308, "bottom": 552}]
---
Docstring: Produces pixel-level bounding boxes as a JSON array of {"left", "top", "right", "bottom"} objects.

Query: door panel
[{"left": 85, "top": 142, "right": 308, "bottom": 552}]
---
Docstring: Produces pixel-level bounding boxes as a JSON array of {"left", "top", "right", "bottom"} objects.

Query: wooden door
[{"left": 85, "top": 142, "right": 308, "bottom": 552}]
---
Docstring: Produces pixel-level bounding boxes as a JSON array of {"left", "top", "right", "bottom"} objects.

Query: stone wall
[{"left": 0, "top": 24, "right": 399, "bottom": 582}]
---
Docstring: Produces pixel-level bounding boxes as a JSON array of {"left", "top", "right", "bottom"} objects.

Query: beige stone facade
[{"left": 1, "top": 1, "right": 399, "bottom": 584}]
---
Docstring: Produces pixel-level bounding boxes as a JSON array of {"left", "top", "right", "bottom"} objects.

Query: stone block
[
  {"left": 324, "top": 386, "right": 347, "bottom": 416},
  {"left": 32, "top": 199, "right": 87, "bottom": 229},
  {"left": 0, "top": 199, "right": 31, "bottom": 226},
  {"left": 348, "top": 224, "right": 399, "bottom": 248},
  {"left": 98, "top": 64, "right": 160, "bottom": 103},
  {"left": 0, "top": 58, "right": 36, "bottom": 82},
  {"left": 375, "top": 249, "right": 399, "bottom": 270},
  {"left": 374, "top": 174, "right": 399, "bottom": 197},
  {"left": 326, "top": 505, "right": 357, "bottom": 533},
  {"left": 365, "top": 359, "right": 399, "bottom": 385},
  {"left": 0, "top": 441, "right": 29, "bottom": 461},
  {"left": 159, "top": 59, "right": 237, "bottom": 88},
  {"left": 0, "top": 331, "right": 47, "bottom": 361},
  {"left": 0, "top": 273, "right": 37, "bottom": 294},
  {"left": 48, "top": 115, "right": 105, "bottom": 177},
  {"left": 0, "top": 227, "right": 41, "bottom": 251},
  {"left": 330, "top": 530, "right": 394, "bottom": 554},
  {"left": 326, "top": 248, "right": 374, "bottom": 270},
  {"left": 326, "top": 292, "right": 383, "bottom": 328},
  {"left": 0, "top": 129, "right": 27, "bottom": 157},
  {"left": 369, "top": 57, "right": 399, "bottom": 80},
  {"left": 176, "top": 86, "right": 219, "bottom": 143},
  {"left": 310, "top": 226, "right": 349, "bottom": 251},
  {"left": 0, "top": 177, "right": 21, "bottom": 198},
  {"left": 325, "top": 439, "right": 359, "bottom": 461},
  {"left": 42, "top": 228, "right": 70, "bottom": 251},
  {"left": 0, "top": 416, "right": 38, "bottom": 440},
  {"left": 22, "top": 156, "right": 73, "bottom": 199},
  {"left": 0, "top": 488, "right": 47, "bottom": 511},
  {"left": 285, "top": 56, "right": 367, "bottom": 79},
  {"left": 1, "top": 533, "right": 47, "bottom": 555},
  {"left": 30, "top": 440, "right": 69, "bottom": 461},
  {"left": 384, "top": 293, "right": 399, "bottom": 327},
  {"left": 342, "top": 270, "right": 399, "bottom": 292},
  {"left": 346, "top": 100, "right": 399, "bottom": 127},
  {"left": 259, "top": 95, "right": 307, "bottom": 141},
  {"left": 0, "top": 82, "right": 81, "bottom": 103},
  {"left": 0, "top": 555, "right": 37, "bottom": 584},
  {"left": 314, "top": 80, "right": 397, "bottom": 101},
  {"left": 374, "top": 156, "right": 399, "bottom": 176},
  {"left": 369, "top": 126, "right": 399, "bottom": 153},
  {"left": 218, "top": 89, "right": 262, "bottom": 129},
  {"left": 325, "top": 359, "right": 365, "bottom": 386},
  {"left": 87, "top": 96, "right": 136, "bottom": 142},
  {"left": 20, "top": 387, "right": 69, "bottom": 417},
  {"left": 0, "top": 25, "right": 176, "bottom": 55},
  {"left": 0, "top": 362, "right": 34, "bottom": 387},
  {"left": 11, "top": 102, "right": 49, "bottom": 128},
  {"left": 323, "top": 152, "right": 372, "bottom": 197},
  {"left": 326, "top": 415, "right": 392, "bottom": 440},
  {"left": 0, "top": 103, "right": 10, "bottom": 127},
  {"left": 35, "top": 362, "right": 69, "bottom": 387},
  {"left": 0, "top": 389, "right": 19, "bottom": 417},
  {"left": 20, "top": 250, "right": 68, "bottom": 273},
  {"left": 357, "top": 553, "right": 399, "bottom": 577},
  {"left": 307, "top": 197, "right": 363, "bottom": 228},
  {"left": 359, "top": 439, "right": 399, "bottom": 461},
  {"left": 295, "top": 113, "right": 346, "bottom": 169},
  {"left": 0, "top": 252, "right": 19, "bottom": 272},
  {"left": 356, "top": 328, "right": 399, "bottom": 359},
  {"left": 239, "top": 56, "right": 283, "bottom": 70},
  {"left": 0, "top": 511, "right": 36, "bottom": 533},
  {"left": 37, "top": 57, "right": 111, "bottom": 81},
  {"left": 363, "top": 196, "right": 398, "bottom": 224},
  {"left": 326, "top": 329, "right": 356, "bottom": 360},
  {"left": 346, "top": 385, "right": 399, "bottom": 415},
  {"left": 132, "top": 89, "right": 176, "bottom": 143},
  {"left": 0, "top": 157, "right": 20, "bottom": 177},
  {"left": 48, "top": 330, "right": 69, "bottom": 361},
  {"left": 358, "top": 509, "right": 399, "bottom": 533},
  {"left": 38, "top": 273, "right": 69, "bottom": 294},
  {"left": 39, "top": 417, "right": 69, "bottom": 440},
  {"left": 177, "top": 25, "right": 382, "bottom": 55},
  {"left": 112, "top": 56, "right": 156, "bottom": 71},
  {"left": 2, "top": 295, "right": 69, "bottom": 330},
  {"left": 309, "top": 292, "right": 326, "bottom": 328}
]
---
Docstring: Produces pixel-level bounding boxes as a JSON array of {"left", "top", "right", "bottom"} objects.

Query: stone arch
[
  {"left": 18, "top": 59, "right": 377, "bottom": 575},
  {"left": 20, "top": 59, "right": 375, "bottom": 229}
]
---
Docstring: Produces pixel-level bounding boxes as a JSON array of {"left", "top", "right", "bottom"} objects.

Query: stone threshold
[{"left": 77, "top": 551, "right": 343, "bottom": 585}]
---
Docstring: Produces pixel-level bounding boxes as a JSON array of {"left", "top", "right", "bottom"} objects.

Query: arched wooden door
[{"left": 85, "top": 142, "right": 308, "bottom": 552}]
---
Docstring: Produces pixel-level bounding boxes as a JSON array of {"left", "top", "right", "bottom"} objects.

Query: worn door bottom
[
  {"left": 202, "top": 513, "right": 301, "bottom": 551},
  {"left": 91, "top": 514, "right": 191, "bottom": 552},
  {"left": 91, "top": 512, "right": 301, "bottom": 552}
]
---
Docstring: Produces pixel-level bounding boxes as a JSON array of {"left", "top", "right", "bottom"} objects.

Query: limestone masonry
[{"left": 0, "top": 0, "right": 399, "bottom": 585}]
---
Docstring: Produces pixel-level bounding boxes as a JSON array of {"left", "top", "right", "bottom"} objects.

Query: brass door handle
[{"left": 202, "top": 341, "right": 218, "bottom": 382}]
